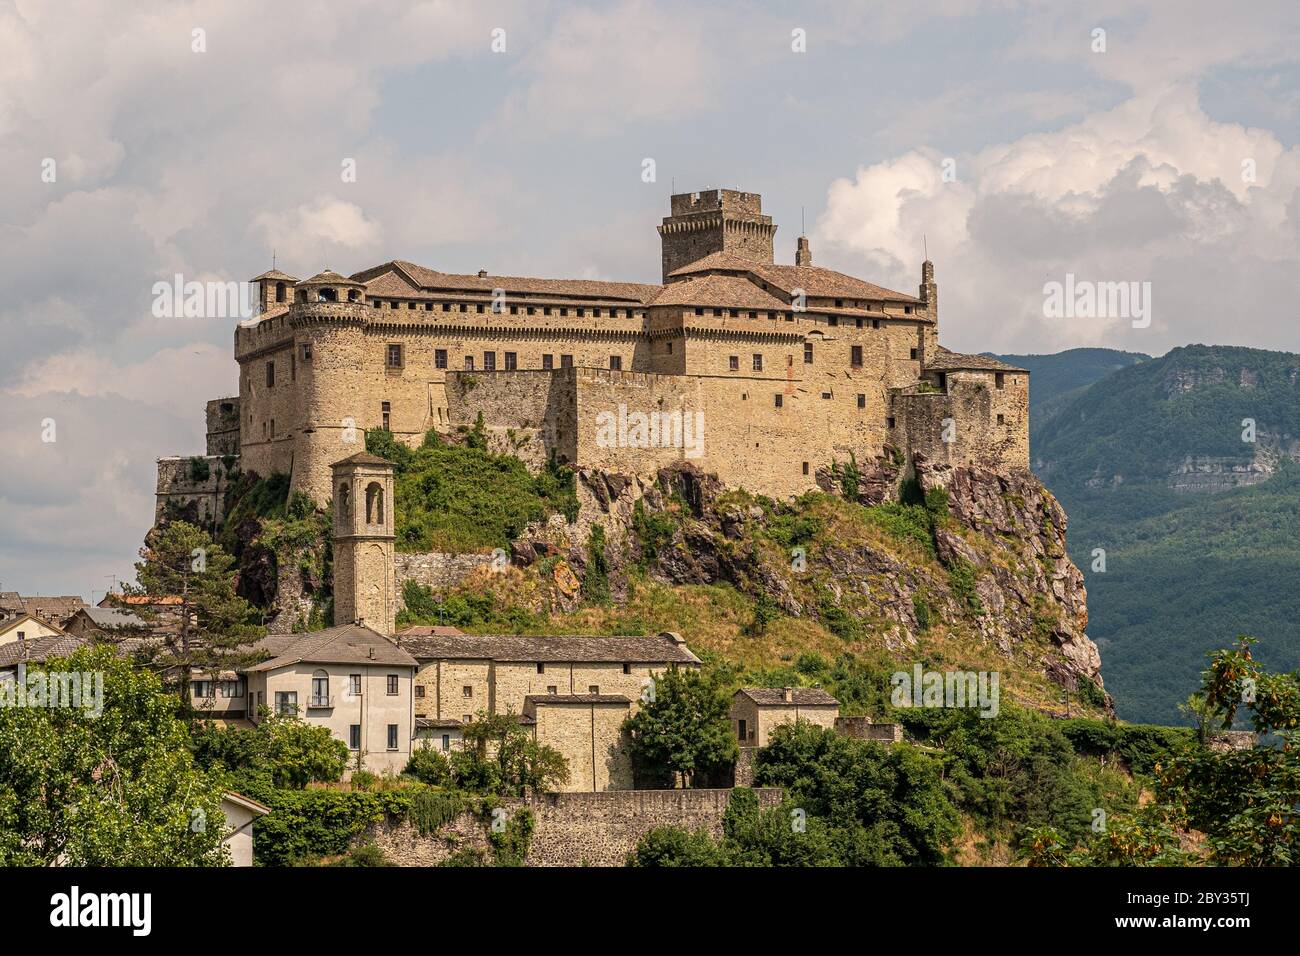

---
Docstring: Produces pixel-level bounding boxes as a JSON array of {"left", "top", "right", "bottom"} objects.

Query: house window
[
  {"left": 588, "top": 685, "right": 600, "bottom": 694},
  {"left": 463, "top": 714, "right": 472, "bottom": 724},
  {"left": 905, "top": 305, "right": 914, "bottom": 314},
  {"left": 995, "top": 372, "right": 1005, "bottom": 390},
  {"left": 752, "top": 354, "right": 763, "bottom": 372},
  {"left": 851, "top": 345, "right": 863, "bottom": 367},
  {"left": 804, "top": 343, "right": 813, "bottom": 363},
  {"left": 857, "top": 394, "right": 866, "bottom": 409},
  {"left": 822, "top": 392, "right": 832, "bottom": 399},
  {"left": 462, "top": 685, "right": 473, "bottom": 698},
  {"left": 547, "top": 685, "right": 558, "bottom": 695},
  {"left": 349, "top": 674, "right": 361, "bottom": 697},
  {"left": 435, "top": 349, "right": 447, "bottom": 369},
  {"left": 274, "top": 691, "right": 297, "bottom": 716},
  {"left": 381, "top": 401, "right": 391, "bottom": 430},
  {"left": 386, "top": 344, "right": 403, "bottom": 368},
  {"left": 464, "top": 356, "right": 474, "bottom": 370},
  {"left": 802, "top": 461, "right": 810, "bottom": 475},
  {"left": 193, "top": 681, "right": 215, "bottom": 699},
  {"left": 483, "top": 351, "right": 496, "bottom": 371},
  {"left": 219, "top": 678, "right": 245, "bottom": 698},
  {"left": 311, "top": 670, "right": 329, "bottom": 708},
  {"left": 441, "top": 734, "right": 450, "bottom": 752},
  {"left": 505, "top": 352, "right": 517, "bottom": 371},
  {"left": 542, "top": 354, "right": 554, "bottom": 370},
  {"left": 560, "top": 354, "right": 573, "bottom": 368},
  {"left": 737, "top": 719, "right": 747, "bottom": 741},
  {"left": 387, "top": 675, "right": 399, "bottom": 695},
  {"left": 415, "top": 685, "right": 425, "bottom": 699},
  {"left": 729, "top": 355, "right": 739, "bottom": 371},
  {"left": 387, "top": 724, "right": 398, "bottom": 751},
  {"left": 774, "top": 393, "right": 783, "bottom": 408},
  {"left": 610, "top": 355, "right": 622, "bottom": 370},
  {"left": 349, "top": 725, "right": 361, "bottom": 750},
  {"left": 265, "top": 361, "right": 275, "bottom": 387}
]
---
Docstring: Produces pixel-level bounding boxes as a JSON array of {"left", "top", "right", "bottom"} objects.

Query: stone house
[
  {"left": 730, "top": 686, "right": 841, "bottom": 748},
  {"left": 0, "top": 612, "right": 68, "bottom": 651},
  {"left": 0, "top": 594, "right": 86, "bottom": 628}
]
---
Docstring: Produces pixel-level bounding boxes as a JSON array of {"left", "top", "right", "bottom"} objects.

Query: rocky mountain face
[{"left": 515, "top": 457, "right": 1107, "bottom": 704}]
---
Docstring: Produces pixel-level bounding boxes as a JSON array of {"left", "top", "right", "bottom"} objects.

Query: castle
[{"left": 158, "top": 187, "right": 1028, "bottom": 524}]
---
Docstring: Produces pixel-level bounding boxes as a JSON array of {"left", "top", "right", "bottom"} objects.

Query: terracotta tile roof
[
  {"left": 648, "top": 274, "right": 790, "bottom": 311},
  {"left": 0, "top": 632, "right": 88, "bottom": 668},
  {"left": 737, "top": 687, "right": 839, "bottom": 707},
  {"left": 668, "top": 252, "right": 920, "bottom": 303},
  {"left": 357, "top": 260, "right": 660, "bottom": 305},
  {"left": 925, "top": 348, "right": 1027, "bottom": 373},
  {"left": 246, "top": 624, "right": 417, "bottom": 672},
  {"left": 398, "top": 632, "right": 700, "bottom": 665}
]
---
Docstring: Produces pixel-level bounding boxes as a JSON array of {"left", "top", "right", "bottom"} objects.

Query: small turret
[
  {"left": 920, "top": 260, "right": 937, "bottom": 320},
  {"left": 795, "top": 236, "right": 812, "bottom": 266}
]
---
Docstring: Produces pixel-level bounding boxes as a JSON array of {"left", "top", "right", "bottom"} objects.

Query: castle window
[
  {"left": 995, "top": 372, "right": 1005, "bottom": 390},
  {"left": 802, "top": 461, "right": 809, "bottom": 475},
  {"left": 594, "top": 309, "right": 602, "bottom": 318},
  {"left": 366, "top": 482, "right": 385, "bottom": 525},
  {"left": 610, "top": 356, "right": 622, "bottom": 371},
  {"left": 695, "top": 308, "right": 704, "bottom": 316},
  {"left": 275, "top": 282, "right": 286, "bottom": 303},
  {"left": 872, "top": 319, "right": 880, "bottom": 329},
  {"left": 667, "top": 341, "right": 673, "bottom": 354},
  {"left": 270, "top": 419, "right": 276, "bottom": 438},
  {"left": 857, "top": 394, "right": 866, "bottom": 409},
  {"left": 460, "top": 304, "right": 467, "bottom": 312},
  {"left": 887, "top": 416, "right": 896, "bottom": 428},
  {"left": 464, "top": 356, "right": 474, "bottom": 370},
  {"left": 851, "top": 346, "right": 863, "bottom": 367},
  {"left": 787, "top": 355, "right": 794, "bottom": 367},
  {"left": 748, "top": 311, "right": 756, "bottom": 319},
  {"left": 836, "top": 299, "right": 843, "bottom": 308},
  {"left": 559, "top": 308, "right": 568, "bottom": 316},
  {"left": 462, "top": 685, "right": 472, "bottom": 698},
  {"left": 338, "top": 484, "right": 351, "bottom": 521},
  {"left": 828, "top": 316, "right": 838, "bottom": 326},
  {"left": 476, "top": 304, "right": 484, "bottom": 314},
  {"left": 622, "top": 663, "right": 631, "bottom": 674},
  {"left": 262, "top": 422, "right": 267, "bottom": 439},
  {"left": 318, "top": 288, "right": 337, "bottom": 303},
  {"left": 537, "top": 663, "right": 545, "bottom": 674},
  {"left": 561, "top": 355, "right": 573, "bottom": 368},
  {"left": 483, "top": 352, "right": 496, "bottom": 371},
  {"left": 588, "top": 685, "right": 600, "bottom": 694},
  {"left": 542, "top": 354, "right": 554, "bottom": 370},
  {"left": 266, "top": 361, "right": 275, "bottom": 387},
  {"left": 386, "top": 344, "right": 404, "bottom": 368},
  {"left": 855, "top": 318, "right": 863, "bottom": 329},
  {"left": 774, "top": 394, "right": 783, "bottom": 408},
  {"left": 291, "top": 351, "right": 296, "bottom": 380},
  {"left": 441, "top": 303, "right": 450, "bottom": 312},
  {"left": 804, "top": 343, "right": 813, "bottom": 363},
  {"left": 435, "top": 349, "right": 447, "bottom": 370},
  {"left": 905, "top": 305, "right": 914, "bottom": 314},
  {"left": 729, "top": 356, "right": 739, "bottom": 371},
  {"left": 752, "top": 354, "right": 763, "bottom": 371},
  {"left": 381, "top": 401, "right": 391, "bottom": 430},
  {"left": 547, "top": 686, "right": 558, "bottom": 695},
  {"left": 527, "top": 307, "right": 535, "bottom": 316},
  {"left": 543, "top": 307, "right": 552, "bottom": 316},
  {"left": 423, "top": 303, "right": 432, "bottom": 311},
  {"left": 821, "top": 392, "right": 831, "bottom": 399},
  {"left": 910, "top": 348, "right": 918, "bottom": 360},
  {"left": 505, "top": 352, "right": 517, "bottom": 371},
  {"left": 387, "top": 675, "right": 399, "bottom": 696},
  {"left": 997, "top": 414, "right": 1006, "bottom": 425},
  {"left": 510, "top": 306, "right": 518, "bottom": 315},
  {"left": 301, "top": 343, "right": 312, "bottom": 362}
]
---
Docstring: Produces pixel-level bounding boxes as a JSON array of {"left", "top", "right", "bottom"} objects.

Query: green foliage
[
  {"left": 488, "top": 807, "right": 535, "bottom": 866},
  {"left": 188, "top": 456, "right": 211, "bottom": 482},
  {"left": 380, "top": 433, "right": 578, "bottom": 552},
  {"left": 627, "top": 824, "right": 728, "bottom": 866},
  {"left": 863, "top": 502, "right": 936, "bottom": 557},
  {"left": 403, "top": 745, "right": 452, "bottom": 787},
  {"left": 839, "top": 452, "right": 861, "bottom": 501},
  {"left": 192, "top": 714, "right": 349, "bottom": 790},
  {"left": 1057, "top": 719, "right": 1192, "bottom": 775},
  {"left": 247, "top": 787, "right": 417, "bottom": 866},
  {"left": 817, "top": 592, "right": 866, "bottom": 643},
  {"left": 331, "top": 843, "right": 392, "bottom": 867},
  {"left": 753, "top": 724, "right": 962, "bottom": 865},
  {"left": 632, "top": 499, "right": 679, "bottom": 568},
  {"left": 364, "top": 427, "right": 414, "bottom": 470},
  {"left": 946, "top": 558, "right": 983, "bottom": 614},
  {"left": 0, "top": 647, "right": 228, "bottom": 866},
  {"left": 623, "top": 668, "right": 738, "bottom": 788},
  {"left": 911, "top": 594, "right": 933, "bottom": 632},
  {"left": 581, "top": 524, "right": 611, "bottom": 604},
  {"left": 458, "top": 711, "right": 570, "bottom": 796},
  {"left": 744, "top": 593, "right": 781, "bottom": 637},
  {"left": 407, "top": 788, "right": 466, "bottom": 833},
  {"left": 397, "top": 582, "right": 544, "bottom": 632}
]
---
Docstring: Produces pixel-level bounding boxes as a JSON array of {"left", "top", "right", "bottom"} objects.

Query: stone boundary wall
[
  {"left": 393, "top": 552, "right": 498, "bottom": 606},
  {"left": 155, "top": 455, "right": 235, "bottom": 530},
  {"left": 370, "top": 787, "right": 784, "bottom": 867}
]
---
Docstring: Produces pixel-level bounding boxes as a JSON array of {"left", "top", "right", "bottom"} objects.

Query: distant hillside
[
  {"left": 990, "top": 348, "right": 1150, "bottom": 436},
  {"left": 1029, "top": 344, "right": 1300, "bottom": 724}
]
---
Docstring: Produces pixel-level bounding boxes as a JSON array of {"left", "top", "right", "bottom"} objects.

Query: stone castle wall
[
  {"left": 155, "top": 455, "right": 235, "bottom": 530},
  {"left": 891, "top": 370, "right": 1029, "bottom": 472},
  {"left": 369, "top": 787, "right": 784, "bottom": 867}
]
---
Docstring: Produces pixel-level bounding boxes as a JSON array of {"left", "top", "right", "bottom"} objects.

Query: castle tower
[
  {"left": 658, "top": 189, "right": 776, "bottom": 281},
  {"left": 919, "top": 259, "right": 937, "bottom": 321},
  {"left": 795, "top": 236, "right": 812, "bottom": 266},
  {"left": 251, "top": 268, "right": 298, "bottom": 314},
  {"left": 330, "top": 452, "right": 396, "bottom": 635}
]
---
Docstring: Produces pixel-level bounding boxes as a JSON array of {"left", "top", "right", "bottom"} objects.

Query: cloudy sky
[{"left": 3, "top": 0, "right": 1300, "bottom": 598}]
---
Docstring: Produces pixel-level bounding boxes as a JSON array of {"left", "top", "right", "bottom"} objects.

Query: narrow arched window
[
  {"left": 318, "top": 287, "right": 338, "bottom": 303},
  {"left": 366, "top": 482, "right": 384, "bottom": 525},
  {"left": 311, "top": 670, "right": 329, "bottom": 707},
  {"left": 275, "top": 282, "right": 286, "bottom": 303},
  {"left": 338, "top": 484, "right": 350, "bottom": 521}
]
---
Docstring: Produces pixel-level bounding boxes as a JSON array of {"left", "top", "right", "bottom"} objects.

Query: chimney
[
  {"left": 659, "top": 630, "right": 686, "bottom": 646},
  {"left": 795, "top": 236, "right": 812, "bottom": 267},
  {"left": 783, "top": 686, "right": 793, "bottom": 703},
  {"left": 478, "top": 269, "right": 488, "bottom": 278}
]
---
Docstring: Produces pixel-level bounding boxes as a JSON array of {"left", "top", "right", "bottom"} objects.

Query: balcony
[{"left": 307, "top": 695, "right": 335, "bottom": 709}]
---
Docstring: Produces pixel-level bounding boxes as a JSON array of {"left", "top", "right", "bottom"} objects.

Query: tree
[
  {"left": 623, "top": 667, "right": 738, "bottom": 788},
  {"left": 192, "top": 714, "right": 348, "bottom": 790},
  {"left": 456, "top": 711, "right": 569, "bottom": 796},
  {"left": 124, "top": 521, "right": 265, "bottom": 715},
  {"left": 0, "top": 646, "right": 228, "bottom": 866}
]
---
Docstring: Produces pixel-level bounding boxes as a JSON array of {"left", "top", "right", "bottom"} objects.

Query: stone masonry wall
[{"left": 369, "top": 787, "right": 784, "bottom": 867}]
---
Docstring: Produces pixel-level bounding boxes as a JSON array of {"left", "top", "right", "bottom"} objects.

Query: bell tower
[
  {"left": 331, "top": 452, "right": 396, "bottom": 635},
  {"left": 658, "top": 189, "right": 776, "bottom": 281}
]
